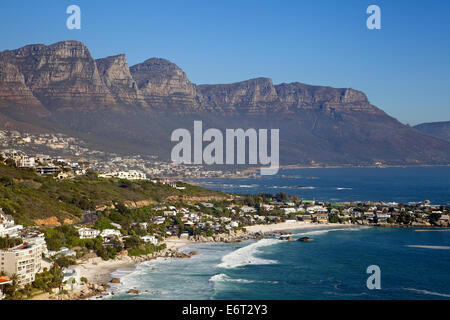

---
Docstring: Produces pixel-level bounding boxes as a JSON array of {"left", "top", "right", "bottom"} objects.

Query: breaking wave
[
  {"left": 209, "top": 273, "right": 278, "bottom": 284},
  {"left": 293, "top": 226, "right": 370, "bottom": 237},
  {"left": 403, "top": 288, "right": 450, "bottom": 298},
  {"left": 217, "top": 238, "right": 279, "bottom": 269},
  {"left": 209, "top": 274, "right": 255, "bottom": 283}
]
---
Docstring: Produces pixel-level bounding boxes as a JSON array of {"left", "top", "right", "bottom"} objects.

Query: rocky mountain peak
[{"left": 130, "top": 58, "right": 198, "bottom": 109}]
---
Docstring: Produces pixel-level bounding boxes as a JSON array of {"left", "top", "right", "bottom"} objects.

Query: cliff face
[
  {"left": 197, "top": 78, "right": 278, "bottom": 114},
  {"left": 0, "top": 41, "right": 381, "bottom": 116},
  {"left": 130, "top": 58, "right": 198, "bottom": 110},
  {"left": 0, "top": 40, "right": 449, "bottom": 166},
  {"left": 0, "top": 41, "right": 115, "bottom": 111},
  {"left": 196, "top": 78, "right": 380, "bottom": 115},
  {"left": 0, "top": 61, "right": 47, "bottom": 115},
  {"left": 96, "top": 54, "right": 145, "bottom": 107}
]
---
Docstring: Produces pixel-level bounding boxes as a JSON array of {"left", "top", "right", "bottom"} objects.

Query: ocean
[
  {"left": 106, "top": 167, "right": 450, "bottom": 300},
  {"left": 196, "top": 166, "right": 450, "bottom": 205}
]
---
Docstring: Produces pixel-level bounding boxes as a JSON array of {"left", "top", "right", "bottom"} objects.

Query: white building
[
  {"left": 230, "top": 221, "right": 239, "bottom": 228},
  {"left": 22, "top": 232, "right": 48, "bottom": 255},
  {"left": 78, "top": 228, "right": 100, "bottom": 239},
  {"left": 0, "top": 243, "right": 43, "bottom": 286},
  {"left": 99, "top": 170, "right": 147, "bottom": 180},
  {"left": 306, "top": 206, "right": 328, "bottom": 214},
  {"left": 140, "top": 235, "right": 158, "bottom": 245},
  {"left": 62, "top": 267, "right": 81, "bottom": 291},
  {"left": 100, "top": 229, "right": 121, "bottom": 240},
  {"left": 282, "top": 208, "right": 297, "bottom": 214},
  {"left": 18, "top": 156, "right": 35, "bottom": 168},
  {"left": 56, "top": 247, "right": 76, "bottom": 258},
  {"left": 241, "top": 206, "right": 257, "bottom": 213},
  {"left": 0, "top": 209, "right": 23, "bottom": 238}
]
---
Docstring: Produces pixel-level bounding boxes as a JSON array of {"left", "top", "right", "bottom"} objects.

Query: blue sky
[{"left": 0, "top": 0, "right": 449, "bottom": 125}]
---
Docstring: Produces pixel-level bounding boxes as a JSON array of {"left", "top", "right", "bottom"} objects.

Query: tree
[{"left": 429, "top": 212, "right": 441, "bottom": 224}]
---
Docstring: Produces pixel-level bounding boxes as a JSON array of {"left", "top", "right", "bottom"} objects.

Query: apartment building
[{"left": 0, "top": 243, "right": 42, "bottom": 287}]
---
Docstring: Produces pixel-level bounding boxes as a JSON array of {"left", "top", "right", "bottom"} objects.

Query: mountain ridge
[
  {"left": 414, "top": 121, "right": 450, "bottom": 142},
  {"left": 1, "top": 40, "right": 450, "bottom": 166}
]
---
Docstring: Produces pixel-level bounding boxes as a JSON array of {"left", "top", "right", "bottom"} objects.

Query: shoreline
[
  {"left": 75, "top": 222, "right": 354, "bottom": 296},
  {"left": 35, "top": 221, "right": 445, "bottom": 300}
]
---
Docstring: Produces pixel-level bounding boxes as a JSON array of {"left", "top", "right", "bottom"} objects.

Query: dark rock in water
[
  {"left": 189, "top": 251, "right": 199, "bottom": 256},
  {"left": 279, "top": 235, "right": 295, "bottom": 241},
  {"left": 298, "top": 237, "right": 312, "bottom": 242},
  {"left": 110, "top": 278, "right": 121, "bottom": 284},
  {"left": 128, "top": 289, "right": 140, "bottom": 294}
]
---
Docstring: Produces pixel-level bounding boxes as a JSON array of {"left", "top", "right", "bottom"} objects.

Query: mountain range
[
  {"left": 414, "top": 121, "right": 450, "bottom": 142},
  {"left": 1, "top": 40, "right": 450, "bottom": 166}
]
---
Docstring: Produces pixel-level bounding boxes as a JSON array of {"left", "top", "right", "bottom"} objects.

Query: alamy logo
[
  {"left": 171, "top": 121, "right": 279, "bottom": 175},
  {"left": 66, "top": 5, "right": 81, "bottom": 30},
  {"left": 366, "top": 5, "right": 381, "bottom": 30},
  {"left": 366, "top": 265, "right": 381, "bottom": 289}
]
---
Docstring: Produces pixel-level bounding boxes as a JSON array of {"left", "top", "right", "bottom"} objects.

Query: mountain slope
[
  {"left": 1, "top": 40, "right": 450, "bottom": 166},
  {"left": 414, "top": 121, "right": 450, "bottom": 142},
  {"left": 0, "top": 164, "right": 226, "bottom": 226}
]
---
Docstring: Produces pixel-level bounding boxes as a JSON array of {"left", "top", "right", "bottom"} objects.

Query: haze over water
[{"left": 197, "top": 167, "right": 450, "bottom": 205}]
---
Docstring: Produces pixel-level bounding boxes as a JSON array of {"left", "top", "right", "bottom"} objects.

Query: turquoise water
[
  {"left": 108, "top": 227, "right": 450, "bottom": 300},
  {"left": 106, "top": 167, "right": 450, "bottom": 300},
  {"left": 197, "top": 166, "right": 450, "bottom": 204}
]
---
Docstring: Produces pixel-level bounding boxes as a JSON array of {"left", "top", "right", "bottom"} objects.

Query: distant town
[{"left": 0, "top": 129, "right": 249, "bottom": 180}]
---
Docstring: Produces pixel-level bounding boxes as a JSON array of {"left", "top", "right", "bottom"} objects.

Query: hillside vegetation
[{"left": 0, "top": 164, "right": 227, "bottom": 226}]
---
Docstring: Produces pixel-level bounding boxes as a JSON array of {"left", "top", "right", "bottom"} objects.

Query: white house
[
  {"left": 241, "top": 206, "right": 257, "bottom": 213},
  {"left": 140, "top": 235, "right": 158, "bottom": 245},
  {"left": 0, "top": 210, "right": 23, "bottom": 238},
  {"left": 78, "top": 228, "right": 100, "bottom": 239},
  {"left": 100, "top": 229, "right": 121, "bottom": 240},
  {"left": 62, "top": 267, "right": 82, "bottom": 291},
  {"left": 153, "top": 217, "right": 166, "bottom": 225},
  {"left": 281, "top": 208, "right": 297, "bottom": 214},
  {"left": 230, "top": 221, "right": 239, "bottom": 228}
]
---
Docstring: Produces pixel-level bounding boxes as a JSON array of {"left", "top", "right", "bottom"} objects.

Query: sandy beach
[
  {"left": 78, "top": 257, "right": 136, "bottom": 285},
  {"left": 245, "top": 221, "right": 352, "bottom": 234},
  {"left": 77, "top": 239, "right": 194, "bottom": 286}
]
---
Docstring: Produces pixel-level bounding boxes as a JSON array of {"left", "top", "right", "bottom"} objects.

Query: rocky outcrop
[
  {"left": 96, "top": 54, "right": 146, "bottom": 107},
  {"left": 127, "top": 289, "right": 140, "bottom": 294},
  {"left": 0, "top": 41, "right": 115, "bottom": 111},
  {"left": 0, "top": 61, "right": 48, "bottom": 115},
  {"left": 196, "top": 78, "right": 379, "bottom": 115},
  {"left": 130, "top": 58, "right": 198, "bottom": 111},
  {"left": 197, "top": 78, "right": 278, "bottom": 114}
]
